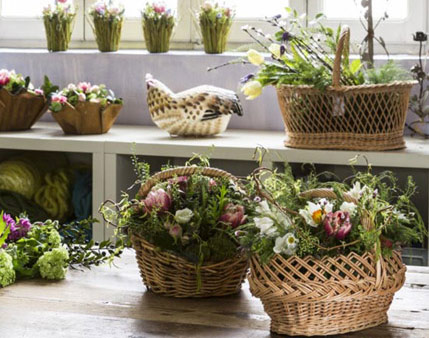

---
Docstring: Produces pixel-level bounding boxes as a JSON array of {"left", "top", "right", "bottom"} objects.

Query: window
[{"left": 0, "top": 0, "right": 425, "bottom": 52}]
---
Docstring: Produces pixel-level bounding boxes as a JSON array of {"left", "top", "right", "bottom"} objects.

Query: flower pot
[
  {"left": 248, "top": 252, "right": 406, "bottom": 336},
  {"left": 142, "top": 19, "right": 174, "bottom": 53},
  {"left": 199, "top": 19, "right": 232, "bottom": 54},
  {"left": 44, "top": 16, "right": 75, "bottom": 52},
  {"left": 93, "top": 16, "right": 123, "bottom": 52},
  {"left": 0, "top": 88, "right": 48, "bottom": 131},
  {"left": 51, "top": 101, "right": 122, "bottom": 135}
]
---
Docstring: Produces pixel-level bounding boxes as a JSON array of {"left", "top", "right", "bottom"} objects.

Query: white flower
[
  {"left": 393, "top": 209, "right": 408, "bottom": 222},
  {"left": 273, "top": 233, "right": 298, "bottom": 256},
  {"left": 319, "top": 198, "right": 333, "bottom": 213},
  {"left": 67, "top": 83, "right": 77, "bottom": 91},
  {"left": 254, "top": 217, "right": 278, "bottom": 237},
  {"left": 175, "top": 208, "right": 194, "bottom": 224},
  {"left": 247, "top": 49, "right": 265, "bottom": 66},
  {"left": 299, "top": 202, "right": 322, "bottom": 227},
  {"left": 256, "top": 200, "right": 271, "bottom": 214},
  {"left": 241, "top": 80, "right": 262, "bottom": 100},
  {"left": 274, "top": 211, "right": 292, "bottom": 230},
  {"left": 268, "top": 43, "right": 282, "bottom": 58},
  {"left": 348, "top": 182, "right": 368, "bottom": 200},
  {"left": 340, "top": 201, "right": 357, "bottom": 217}
]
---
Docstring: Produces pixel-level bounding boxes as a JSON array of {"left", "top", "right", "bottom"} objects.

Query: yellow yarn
[{"left": 0, "top": 160, "right": 42, "bottom": 198}]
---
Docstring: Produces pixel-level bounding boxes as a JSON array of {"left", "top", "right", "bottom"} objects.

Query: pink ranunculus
[
  {"left": 77, "top": 82, "right": 91, "bottom": 92},
  {"left": 143, "top": 188, "right": 171, "bottom": 213},
  {"left": 0, "top": 69, "right": 11, "bottom": 86},
  {"left": 219, "top": 203, "right": 247, "bottom": 228},
  {"left": 52, "top": 93, "right": 68, "bottom": 104},
  {"left": 34, "top": 89, "right": 44, "bottom": 96},
  {"left": 153, "top": 4, "right": 166, "bottom": 14},
  {"left": 324, "top": 211, "right": 352, "bottom": 240}
]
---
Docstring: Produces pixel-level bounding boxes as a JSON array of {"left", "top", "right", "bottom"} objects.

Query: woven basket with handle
[
  {"left": 248, "top": 188, "right": 407, "bottom": 336},
  {"left": 277, "top": 26, "right": 415, "bottom": 151},
  {"left": 131, "top": 166, "right": 249, "bottom": 298}
]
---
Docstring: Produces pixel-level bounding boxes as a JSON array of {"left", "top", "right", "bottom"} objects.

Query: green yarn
[
  {"left": 0, "top": 190, "right": 49, "bottom": 221},
  {"left": 0, "top": 160, "right": 42, "bottom": 199}
]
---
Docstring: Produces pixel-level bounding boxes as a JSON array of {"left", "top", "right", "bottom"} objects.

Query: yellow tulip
[
  {"left": 241, "top": 80, "right": 263, "bottom": 100},
  {"left": 268, "top": 43, "right": 281, "bottom": 58},
  {"left": 247, "top": 49, "right": 264, "bottom": 66}
]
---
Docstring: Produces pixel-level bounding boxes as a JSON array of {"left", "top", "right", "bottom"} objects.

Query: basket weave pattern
[
  {"left": 133, "top": 166, "right": 248, "bottom": 298},
  {"left": 277, "top": 26, "right": 415, "bottom": 151},
  {"left": 248, "top": 252, "right": 406, "bottom": 336}
]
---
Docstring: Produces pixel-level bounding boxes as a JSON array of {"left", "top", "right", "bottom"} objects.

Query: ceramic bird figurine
[{"left": 146, "top": 74, "right": 243, "bottom": 136}]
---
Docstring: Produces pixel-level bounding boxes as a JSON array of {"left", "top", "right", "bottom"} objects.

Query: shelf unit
[{"left": 1, "top": 122, "right": 428, "bottom": 263}]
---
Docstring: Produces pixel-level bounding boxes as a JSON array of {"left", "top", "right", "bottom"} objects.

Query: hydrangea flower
[
  {"left": 37, "top": 246, "right": 69, "bottom": 280},
  {"left": 0, "top": 250, "right": 16, "bottom": 288}
]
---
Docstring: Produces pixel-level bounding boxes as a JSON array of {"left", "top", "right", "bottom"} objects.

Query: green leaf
[
  {"left": 350, "top": 59, "right": 362, "bottom": 74},
  {"left": 0, "top": 212, "right": 11, "bottom": 247}
]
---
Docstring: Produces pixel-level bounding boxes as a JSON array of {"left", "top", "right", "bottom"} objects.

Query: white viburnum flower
[
  {"left": 254, "top": 217, "right": 278, "bottom": 237},
  {"left": 175, "top": 208, "right": 194, "bottom": 224},
  {"left": 340, "top": 201, "right": 357, "bottom": 217}
]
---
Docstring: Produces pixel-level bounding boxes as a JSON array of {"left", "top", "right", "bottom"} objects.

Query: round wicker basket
[
  {"left": 248, "top": 188, "right": 407, "bottom": 336},
  {"left": 276, "top": 26, "right": 415, "bottom": 151},
  {"left": 132, "top": 166, "right": 249, "bottom": 298}
]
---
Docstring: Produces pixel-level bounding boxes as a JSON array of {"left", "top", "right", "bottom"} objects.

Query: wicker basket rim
[
  {"left": 276, "top": 80, "right": 417, "bottom": 91},
  {"left": 131, "top": 233, "right": 247, "bottom": 268},
  {"left": 0, "top": 87, "right": 47, "bottom": 100},
  {"left": 51, "top": 101, "right": 123, "bottom": 113}
]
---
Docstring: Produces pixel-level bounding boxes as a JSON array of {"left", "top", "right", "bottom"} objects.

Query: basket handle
[
  {"left": 138, "top": 166, "right": 237, "bottom": 198},
  {"left": 299, "top": 188, "right": 357, "bottom": 204},
  {"left": 332, "top": 26, "right": 351, "bottom": 88}
]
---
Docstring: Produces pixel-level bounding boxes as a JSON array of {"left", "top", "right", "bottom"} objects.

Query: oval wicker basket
[
  {"left": 52, "top": 101, "right": 122, "bottom": 135},
  {"left": 248, "top": 188, "right": 407, "bottom": 336},
  {"left": 277, "top": 26, "right": 415, "bottom": 151},
  {"left": 132, "top": 166, "right": 249, "bottom": 298},
  {"left": 0, "top": 89, "right": 48, "bottom": 131}
]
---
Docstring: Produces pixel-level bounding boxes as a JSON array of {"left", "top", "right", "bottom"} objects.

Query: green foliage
[
  {"left": 0, "top": 250, "right": 15, "bottom": 288},
  {"left": 41, "top": 76, "right": 59, "bottom": 99},
  {"left": 0, "top": 213, "right": 11, "bottom": 247},
  {"left": 365, "top": 61, "right": 412, "bottom": 84},
  {"left": 37, "top": 246, "right": 69, "bottom": 280}
]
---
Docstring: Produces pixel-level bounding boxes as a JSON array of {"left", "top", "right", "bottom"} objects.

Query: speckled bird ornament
[{"left": 146, "top": 74, "right": 243, "bottom": 136}]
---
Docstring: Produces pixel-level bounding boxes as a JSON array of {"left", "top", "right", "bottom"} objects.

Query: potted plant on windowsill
[
  {"left": 49, "top": 82, "right": 123, "bottom": 135},
  {"left": 198, "top": 1, "right": 234, "bottom": 54},
  {"left": 89, "top": 1, "right": 125, "bottom": 52},
  {"left": 101, "top": 158, "right": 251, "bottom": 298},
  {"left": 0, "top": 70, "right": 55, "bottom": 131},
  {"left": 237, "top": 163, "right": 426, "bottom": 336},
  {"left": 142, "top": 2, "right": 175, "bottom": 53},
  {"left": 43, "top": 0, "right": 76, "bottom": 52}
]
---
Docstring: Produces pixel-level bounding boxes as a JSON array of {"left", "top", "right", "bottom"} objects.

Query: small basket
[
  {"left": 277, "top": 26, "right": 415, "bottom": 151},
  {"left": 52, "top": 101, "right": 122, "bottom": 135},
  {"left": 248, "top": 188, "right": 407, "bottom": 336},
  {"left": 0, "top": 89, "right": 48, "bottom": 131},
  {"left": 142, "top": 18, "right": 174, "bottom": 53},
  {"left": 132, "top": 166, "right": 249, "bottom": 298},
  {"left": 92, "top": 16, "right": 123, "bottom": 52},
  {"left": 44, "top": 16, "right": 75, "bottom": 52},
  {"left": 199, "top": 18, "right": 232, "bottom": 54}
]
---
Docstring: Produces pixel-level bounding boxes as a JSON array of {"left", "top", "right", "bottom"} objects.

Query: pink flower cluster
[
  {"left": 3, "top": 213, "right": 32, "bottom": 243},
  {"left": 0, "top": 69, "right": 12, "bottom": 86},
  {"left": 52, "top": 93, "right": 68, "bottom": 104},
  {"left": 92, "top": 1, "right": 124, "bottom": 17},
  {"left": 324, "top": 211, "right": 352, "bottom": 240}
]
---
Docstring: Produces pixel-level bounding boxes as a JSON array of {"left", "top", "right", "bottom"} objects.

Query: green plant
[
  {"left": 43, "top": 1, "right": 76, "bottom": 52},
  {"left": 142, "top": 2, "right": 175, "bottom": 53}
]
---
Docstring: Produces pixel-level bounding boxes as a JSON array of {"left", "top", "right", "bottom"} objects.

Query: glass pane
[
  {"left": 123, "top": 0, "right": 178, "bottom": 18},
  {"left": 228, "top": 0, "right": 290, "bottom": 18},
  {"left": 323, "top": 0, "right": 408, "bottom": 20},
  {"left": 1, "top": 0, "right": 51, "bottom": 17}
]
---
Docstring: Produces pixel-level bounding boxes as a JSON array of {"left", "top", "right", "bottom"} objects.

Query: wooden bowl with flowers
[
  {"left": 101, "top": 162, "right": 251, "bottom": 298},
  {"left": 50, "top": 82, "right": 123, "bottom": 135},
  {"left": 0, "top": 69, "right": 51, "bottom": 131}
]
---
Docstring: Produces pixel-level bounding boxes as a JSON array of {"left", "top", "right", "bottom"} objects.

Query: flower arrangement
[
  {"left": 198, "top": 1, "right": 235, "bottom": 54},
  {"left": 49, "top": 82, "right": 122, "bottom": 112},
  {"left": 0, "top": 69, "right": 44, "bottom": 97},
  {"left": 43, "top": 0, "right": 76, "bottom": 52},
  {"left": 142, "top": 2, "right": 175, "bottom": 53},
  {"left": 89, "top": 1, "right": 125, "bottom": 52},
  {"left": 49, "top": 82, "right": 123, "bottom": 135},
  {"left": 0, "top": 214, "right": 123, "bottom": 288},
  {"left": 239, "top": 163, "right": 425, "bottom": 263}
]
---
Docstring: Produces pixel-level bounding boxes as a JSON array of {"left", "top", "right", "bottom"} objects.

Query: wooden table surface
[{"left": 1, "top": 251, "right": 429, "bottom": 338}]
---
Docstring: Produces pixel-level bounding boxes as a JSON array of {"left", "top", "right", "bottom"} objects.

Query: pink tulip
[
  {"left": 219, "top": 203, "right": 247, "bottom": 228},
  {"left": 77, "top": 82, "right": 91, "bottom": 92},
  {"left": 78, "top": 93, "right": 86, "bottom": 102},
  {"left": 34, "top": 89, "right": 44, "bottom": 96},
  {"left": 143, "top": 188, "right": 171, "bottom": 213},
  {"left": 324, "top": 211, "right": 352, "bottom": 240},
  {"left": 0, "top": 69, "right": 11, "bottom": 86},
  {"left": 52, "top": 93, "right": 68, "bottom": 104},
  {"left": 153, "top": 4, "right": 166, "bottom": 14}
]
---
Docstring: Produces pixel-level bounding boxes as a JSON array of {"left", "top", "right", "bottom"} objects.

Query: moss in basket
[
  {"left": 49, "top": 82, "right": 123, "bottom": 113},
  {"left": 237, "top": 158, "right": 427, "bottom": 264},
  {"left": 101, "top": 156, "right": 256, "bottom": 268},
  {"left": 89, "top": 1, "right": 125, "bottom": 52},
  {"left": 142, "top": 2, "right": 175, "bottom": 53},
  {"left": 42, "top": 1, "right": 76, "bottom": 52}
]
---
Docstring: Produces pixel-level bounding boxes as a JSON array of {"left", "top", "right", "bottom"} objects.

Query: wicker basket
[
  {"left": 277, "top": 26, "right": 415, "bottom": 151},
  {"left": 0, "top": 89, "right": 48, "bottom": 131},
  {"left": 132, "top": 166, "right": 249, "bottom": 298},
  {"left": 52, "top": 101, "right": 122, "bottom": 135},
  {"left": 248, "top": 188, "right": 407, "bottom": 336}
]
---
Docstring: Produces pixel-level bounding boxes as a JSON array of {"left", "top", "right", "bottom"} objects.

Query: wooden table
[{"left": 1, "top": 251, "right": 429, "bottom": 338}]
